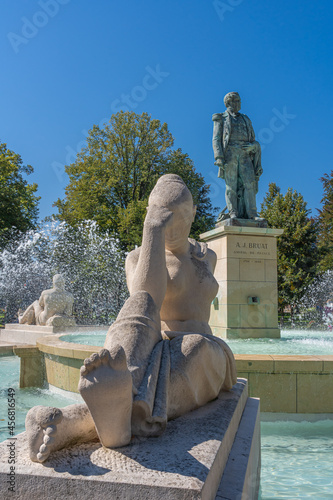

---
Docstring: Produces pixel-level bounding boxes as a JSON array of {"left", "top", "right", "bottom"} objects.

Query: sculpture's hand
[
  {"left": 214, "top": 158, "right": 224, "bottom": 167},
  {"left": 215, "top": 158, "right": 225, "bottom": 179},
  {"left": 255, "top": 167, "right": 263, "bottom": 178},
  {"left": 144, "top": 205, "right": 174, "bottom": 230},
  {"left": 241, "top": 142, "right": 256, "bottom": 153}
]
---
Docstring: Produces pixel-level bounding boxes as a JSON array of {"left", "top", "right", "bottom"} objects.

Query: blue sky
[{"left": 1, "top": 0, "right": 333, "bottom": 220}]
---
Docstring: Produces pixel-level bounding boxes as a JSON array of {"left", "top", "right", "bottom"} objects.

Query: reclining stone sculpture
[
  {"left": 25, "top": 174, "right": 237, "bottom": 462},
  {"left": 19, "top": 273, "right": 76, "bottom": 327}
]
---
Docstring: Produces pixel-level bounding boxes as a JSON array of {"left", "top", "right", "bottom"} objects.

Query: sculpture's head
[
  {"left": 224, "top": 92, "right": 241, "bottom": 114},
  {"left": 148, "top": 174, "right": 196, "bottom": 251},
  {"left": 53, "top": 274, "right": 66, "bottom": 290}
]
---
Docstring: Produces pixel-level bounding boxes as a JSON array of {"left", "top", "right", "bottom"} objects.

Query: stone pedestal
[
  {"left": 201, "top": 225, "right": 283, "bottom": 339},
  {"left": 0, "top": 380, "right": 261, "bottom": 500},
  {"left": 13, "top": 345, "right": 45, "bottom": 388}
]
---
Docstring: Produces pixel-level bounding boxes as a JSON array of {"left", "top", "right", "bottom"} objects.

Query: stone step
[
  {"left": 0, "top": 329, "right": 51, "bottom": 345},
  {"left": 1, "top": 324, "right": 108, "bottom": 346},
  {"left": 4, "top": 323, "right": 107, "bottom": 333},
  {"left": 5, "top": 323, "right": 54, "bottom": 332}
]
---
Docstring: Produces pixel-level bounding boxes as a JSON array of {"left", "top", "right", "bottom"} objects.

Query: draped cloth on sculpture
[{"left": 104, "top": 291, "right": 237, "bottom": 438}]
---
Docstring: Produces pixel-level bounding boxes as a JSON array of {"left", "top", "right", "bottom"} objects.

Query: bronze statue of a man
[{"left": 212, "top": 92, "right": 263, "bottom": 220}]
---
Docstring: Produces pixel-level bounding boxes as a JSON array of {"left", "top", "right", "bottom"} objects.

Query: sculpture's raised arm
[{"left": 128, "top": 205, "right": 173, "bottom": 310}]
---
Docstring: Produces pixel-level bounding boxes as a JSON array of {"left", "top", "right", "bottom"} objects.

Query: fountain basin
[{"left": 12, "top": 333, "right": 333, "bottom": 413}]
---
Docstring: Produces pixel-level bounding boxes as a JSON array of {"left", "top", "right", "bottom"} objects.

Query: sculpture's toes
[
  {"left": 80, "top": 352, "right": 101, "bottom": 376},
  {"left": 36, "top": 424, "right": 57, "bottom": 463},
  {"left": 109, "top": 345, "right": 127, "bottom": 371},
  {"left": 80, "top": 347, "right": 127, "bottom": 377},
  {"left": 26, "top": 407, "right": 63, "bottom": 463},
  {"left": 99, "top": 348, "right": 112, "bottom": 365}
]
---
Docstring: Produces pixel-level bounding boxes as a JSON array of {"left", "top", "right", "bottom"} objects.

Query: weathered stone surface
[{"left": 0, "top": 380, "right": 253, "bottom": 500}]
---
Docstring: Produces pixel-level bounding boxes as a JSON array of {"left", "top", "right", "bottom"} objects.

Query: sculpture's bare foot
[
  {"left": 25, "top": 406, "right": 63, "bottom": 463},
  {"left": 78, "top": 347, "right": 133, "bottom": 448}
]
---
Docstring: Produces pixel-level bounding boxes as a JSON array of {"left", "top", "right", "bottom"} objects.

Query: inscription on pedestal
[{"left": 232, "top": 239, "right": 273, "bottom": 258}]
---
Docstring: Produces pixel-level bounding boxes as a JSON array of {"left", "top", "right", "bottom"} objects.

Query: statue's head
[
  {"left": 149, "top": 174, "right": 193, "bottom": 210},
  {"left": 53, "top": 274, "right": 65, "bottom": 290},
  {"left": 224, "top": 92, "right": 241, "bottom": 113},
  {"left": 148, "top": 174, "right": 196, "bottom": 250}
]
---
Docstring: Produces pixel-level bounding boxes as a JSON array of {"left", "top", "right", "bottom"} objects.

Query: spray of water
[
  {"left": 298, "top": 270, "right": 333, "bottom": 328},
  {"left": 0, "top": 220, "right": 128, "bottom": 325}
]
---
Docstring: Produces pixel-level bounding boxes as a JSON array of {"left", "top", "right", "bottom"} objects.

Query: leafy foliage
[
  {"left": 260, "top": 183, "right": 321, "bottom": 317},
  {"left": 317, "top": 171, "right": 333, "bottom": 271},
  {"left": 0, "top": 221, "right": 128, "bottom": 325},
  {"left": 0, "top": 142, "right": 40, "bottom": 247},
  {"left": 54, "top": 111, "right": 217, "bottom": 250}
]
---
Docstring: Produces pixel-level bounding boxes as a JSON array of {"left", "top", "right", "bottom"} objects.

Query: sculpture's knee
[
  {"left": 170, "top": 334, "right": 225, "bottom": 375},
  {"left": 169, "top": 333, "right": 205, "bottom": 361},
  {"left": 182, "top": 335, "right": 227, "bottom": 382},
  {"left": 19, "top": 300, "right": 41, "bottom": 325},
  {"left": 168, "top": 334, "right": 227, "bottom": 420},
  {"left": 116, "top": 291, "right": 159, "bottom": 323}
]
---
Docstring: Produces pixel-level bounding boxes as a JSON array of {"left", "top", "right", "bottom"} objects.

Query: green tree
[
  {"left": 54, "top": 111, "right": 217, "bottom": 250},
  {"left": 0, "top": 142, "right": 39, "bottom": 246},
  {"left": 317, "top": 171, "right": 333, "bottom": 271},
  {"left": 260, "top": 183, "right": 321, "bottom": 320}
]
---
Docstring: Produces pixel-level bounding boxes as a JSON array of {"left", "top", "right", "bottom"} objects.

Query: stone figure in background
[
  {"left": 212, "top": 92, "right": 263, "bottom": 221},
  {"left": 25, "top": 174, "right": 237, "bottom": 462},
  {"left": 19, "top": 274, "right": 76, "bottom": 327}
]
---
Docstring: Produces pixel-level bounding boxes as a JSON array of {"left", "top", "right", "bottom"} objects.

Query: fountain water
[
  {"left": 61, "top": 328, "right": 333, "bottom": 355},
  {"left": 0, "top": 220, "right": 128, "bottom": 325},
  {"left": 0, "top": 355, "right": 78, "bottom": 442}
]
